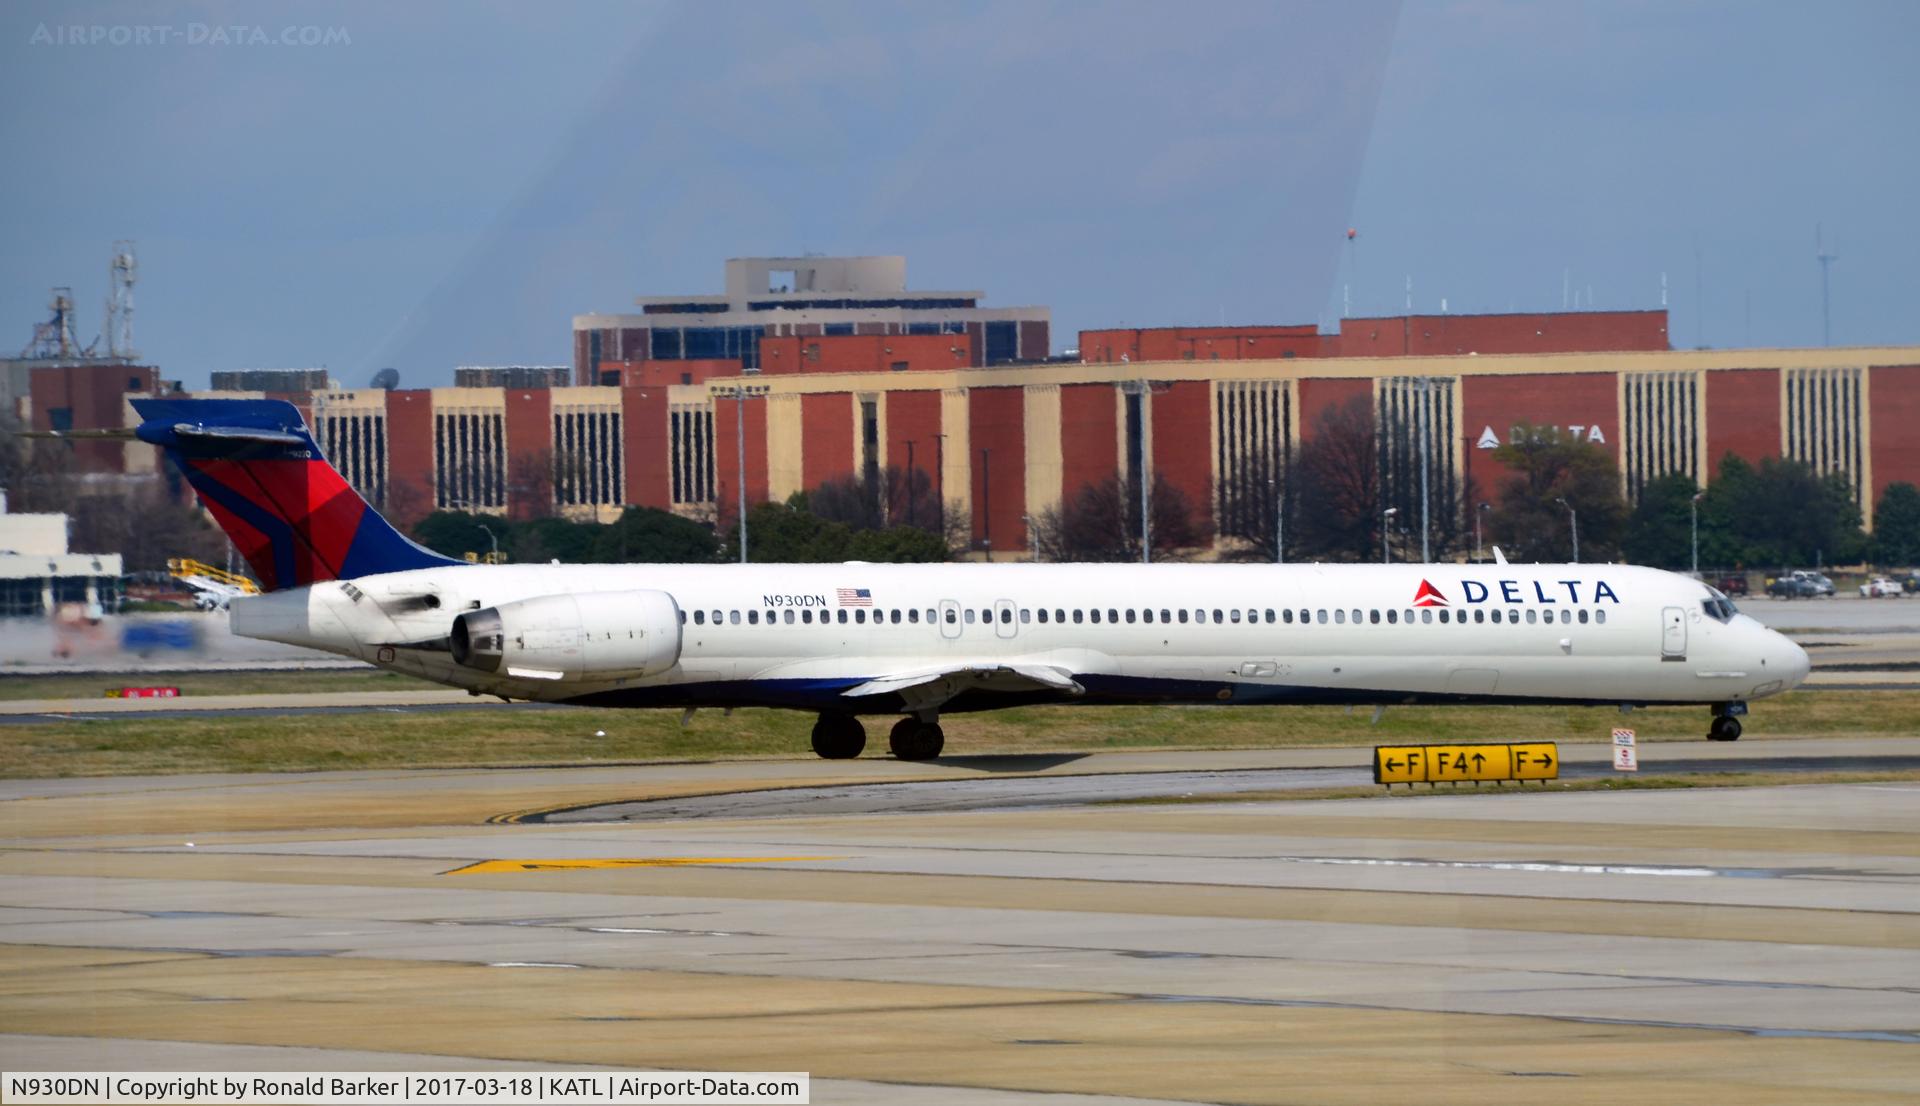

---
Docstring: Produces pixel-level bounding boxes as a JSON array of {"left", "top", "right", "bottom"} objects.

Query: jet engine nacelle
[{"left": 450, "top": 589, "right": 681, "bottom": 681}]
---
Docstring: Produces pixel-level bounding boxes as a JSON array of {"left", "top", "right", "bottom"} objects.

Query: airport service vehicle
[
  {"left": 1859, "top": 576, "right": 1904, "bottom": 598},
  {"left": 126, "top": 399, "right": 1809, "bottom": 755}
]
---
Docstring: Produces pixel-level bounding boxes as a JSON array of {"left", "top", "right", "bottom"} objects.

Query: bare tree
[
  {"left": 1032, "top": 474, "right": 1204, "bottom": 562},
  {"left": 1291, "top": 395, "right": 1382, "bottom": 561}
]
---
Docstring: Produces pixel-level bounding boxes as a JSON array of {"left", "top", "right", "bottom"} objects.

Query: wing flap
[{"left": 842, "top": 662, "right": 1084, "bottom": 709}]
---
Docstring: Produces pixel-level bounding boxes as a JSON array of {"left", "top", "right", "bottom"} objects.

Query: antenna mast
[{"left": 105, "top": 240, "right": 137, "bottom": 358}]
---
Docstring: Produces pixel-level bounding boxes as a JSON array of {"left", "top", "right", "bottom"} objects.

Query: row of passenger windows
[{"left": 682, "top": 606, "right": 1608, "bottom": 627}]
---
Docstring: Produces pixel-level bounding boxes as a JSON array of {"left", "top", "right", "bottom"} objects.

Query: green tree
[
  {"left": 1699, "top": 453, "right": 1865, "bottom": 568},
  {"left": 1485, "top": 424, "right": 1627, "bottom": 563},
  {"left": 410, "top": 511, "right": 508, "bottom": 561},
  {"left": 1872, "top": 482, "right": 1920, "bottom": 566},
  {"left": 1621, "top": 472, "right": 1702, "bottom": 570},
  {"left": 590, "top": 507, "right": 720, "bottom": 563}
]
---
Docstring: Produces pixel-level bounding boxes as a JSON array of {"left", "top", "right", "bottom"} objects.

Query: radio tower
[
  {"left": 1816, "top": 224, "right": 1837, "bottom": 348},
  {"left": 104, "top": 240, "right": 137, "bottom": 358}
]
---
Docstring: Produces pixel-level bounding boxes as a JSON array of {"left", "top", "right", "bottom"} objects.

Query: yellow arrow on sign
[
  {"left": 1375, "top": 742, "right": 1557, "bottom": 785},
  {"left": 444, "top": 856, "right": 843, "bottom": 875}
]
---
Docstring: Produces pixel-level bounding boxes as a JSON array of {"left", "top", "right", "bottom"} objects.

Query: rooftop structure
[{"left": 573, "top": 255, "right": 1049, "bottom": 385}]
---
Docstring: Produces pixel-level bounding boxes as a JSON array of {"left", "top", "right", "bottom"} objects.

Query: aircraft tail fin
[{"left": 133, "top": 397, "right": 461, "bottom": 591}]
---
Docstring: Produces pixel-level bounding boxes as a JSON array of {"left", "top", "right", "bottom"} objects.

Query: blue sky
[{"left": 2, "top": 1, "right": 1915, "bottom": 389}]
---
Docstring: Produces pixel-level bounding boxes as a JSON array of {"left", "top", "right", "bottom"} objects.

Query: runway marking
[{"left": 443, "top": 855, "right": 842, "bottom": 875}]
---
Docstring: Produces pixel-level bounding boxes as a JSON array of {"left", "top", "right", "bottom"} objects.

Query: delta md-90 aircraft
[{"left": 127, "top": 398, "right": 1809, "bottom": 760}]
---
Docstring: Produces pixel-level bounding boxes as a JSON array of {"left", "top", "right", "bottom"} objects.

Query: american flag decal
[{"left": 836, "top": 587, "right": 872, "bottom": 607}]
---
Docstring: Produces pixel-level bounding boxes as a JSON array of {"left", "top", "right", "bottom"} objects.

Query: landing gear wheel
[
  {"left": 887, "top": 717, "right": 945, "bottom": 761},
  {"left": 811, "top": 713, "right": 866, "bottom": 759},
  {"left": 1708, "top": 716, "right": 1742, "bottom": 742}
]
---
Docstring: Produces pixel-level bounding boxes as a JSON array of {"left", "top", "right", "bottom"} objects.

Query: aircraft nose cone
[{"left": 1778, "top": 635, "right": 1811, "bottom": 688}]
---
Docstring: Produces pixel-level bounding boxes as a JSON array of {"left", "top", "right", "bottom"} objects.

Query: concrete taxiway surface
[{"left": 2, "top": 748, "right": 1918, "bottom": 1103}]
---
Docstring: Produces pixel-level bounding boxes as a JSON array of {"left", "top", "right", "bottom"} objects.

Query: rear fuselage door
[{"left": 1661, "top": 605, "right": 1687, "bottom": 659}]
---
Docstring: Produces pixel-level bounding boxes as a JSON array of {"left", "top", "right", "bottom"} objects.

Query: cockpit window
[{"left": 1703, "top": 589, "right": 1737, "bottom": 623}]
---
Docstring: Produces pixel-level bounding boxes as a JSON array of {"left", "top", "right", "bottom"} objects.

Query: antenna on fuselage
[{"left": 1491, "top": 546, "right": 1509, "bottom": 566}]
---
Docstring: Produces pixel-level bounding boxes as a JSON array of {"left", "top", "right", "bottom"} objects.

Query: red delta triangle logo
[{"left": 1412, "top": 579, "right": 1449, "bottom": 607}]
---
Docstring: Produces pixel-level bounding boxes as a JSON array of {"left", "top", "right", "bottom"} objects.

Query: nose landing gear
[{"left": 1708, "top": 702, "right": 1745, "bottom": 741}]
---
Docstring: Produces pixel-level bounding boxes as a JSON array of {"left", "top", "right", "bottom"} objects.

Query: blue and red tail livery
[{"left": 134, "top": 398, "right": 459, "bottom": 590}]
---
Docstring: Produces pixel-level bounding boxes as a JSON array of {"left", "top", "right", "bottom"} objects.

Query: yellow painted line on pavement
[{"left": 444, "top": 856, "right": 844, "bottom": 875}]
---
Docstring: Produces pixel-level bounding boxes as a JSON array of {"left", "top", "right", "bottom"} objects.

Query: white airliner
[{"left": 129, "top": 398, "right": 1810, "bottom": 760}]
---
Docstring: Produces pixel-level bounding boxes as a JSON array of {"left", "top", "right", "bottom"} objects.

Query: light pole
[
  {"left": 905, "top": 440, "right": 916, "bottom": 529},
  {"left": 1270, "top": 476, "right": 1285, "bottom": 564},
  {"left": 711, "top": 375, "right": 767, "bottom": 563},
  {"left": 475, "top": 522, "right": 499, "bottom": 564},
  {"left": 1381, "top": 506, "right": 1398, "bottom": 564},
  {"left": 979, "top": 446, "right": 992, "bottom": 561},
  {"left": 1416, "top": 377, "right": 1430, "bottom": 563},
  {"left": 1555, "top": 497, "right": 1579, "bottom": 563},
  {"left": 1691, "top": 491, "right": 1705, "bottom": 576},
  {"left": 1121, "top": 380, "right": 1153, "bottom": 563},
  {"left": 1474, "top": 501, "right": 1491, "bottom": 563}
]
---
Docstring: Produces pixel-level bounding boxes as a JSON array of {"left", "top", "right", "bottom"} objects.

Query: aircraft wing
[{"left": 841, "top": 661, "right": 1084, "bottom": 713}]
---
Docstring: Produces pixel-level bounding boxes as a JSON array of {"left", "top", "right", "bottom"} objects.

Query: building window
[
  {"left": 1215, "top": 380, "right": 1293, "bottom": 552},
  {"left": 1784, "top": 366, "right": 1866, "bottom": 511},
  {"left": 670, "top": 406, "right": 716, "bottom": 506},
  {"left": 434, "top": 409, "right": 506, "bottom": 509},
  {"left": 1622, "top": 370, "right": 1700, "bottom": 500},
  {"left": 553, "top": 407, "right": 623, "bottom": 510},
  {"left": 316, "top": 408, "right": 388, "bottom": 507}
]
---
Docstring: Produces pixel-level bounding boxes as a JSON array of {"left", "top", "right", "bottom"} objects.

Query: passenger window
[
  {"left": 1213, "top": 609, "right": 1224, "bottom": 623},
  {"left": 1020, "top": 609, "right": 1030, "bottom": 623},
  {"left": 1055, "top": 609, "right": 1066, "bottom": 622},
  {"left": 1178, "top": 610, "right": 1190, "bottom": 623},
  {"left": 964, "top": 609, "right": 975, "bottom": 624},
  {"left": 1073, "top": 609, "right": 1084, "bottom": 624},
  {"left": 856, "top": 610, "right": 867, "bottom": 624},
  {"left": 1335, "top": 609, "right": 1346, "bottom": 624},
  {"left": 1351, "top": 609, "right": 1361, "bottom": 624},
  {"left": 1438, "top": 610, "right": 1449, "bottom": 624},
  {"left": 1265, "top": 609, "right": 1275, "bottom": 623},
  {"left": 748, "top": 610, "right": 759, "bottom": 625},
  {"left": 1091, "top": 610, "right": 1102, "bottom": 624},
  {"left": 909, "top": 609, "right": 919, "bottom": 623},
  {"left": 1125, "top": 609, "right": 1137, "bottom": 624},
  {"left": 1109, "top": 608, "right": 1119, "bottom": 623},
  {"left": 1037, "top": 609, "right": 1049, "bottom": 624},
  {"left": 1161, "top": 609, "right": 1171, "bottom": 622},
  {"left": 1578, "top": 609, "right": 1589, "bottom": 624},
  {"left": 1526, "top": 609, "right": 1537, "bottom": 624},
  {"left": 996, "top": 609, "right": 1007, "bottom": 624},
  {"left": 695, "top": 610, "right": 707, "bottom": 625},
  {"left": 804, "top": 610, "right": 815, "bottom": 624},
  {"left": 1473, "top": 609, "right": 1483, "bottom": 623},
  {"left": 944, "top": 608, "right": 956, "bottom": 624},
  {"left": 833, "top": 610, "right": 845, "bottom": 624},
  {"left": 894, "top": 610, "right": 905, "bottom": 624},
  {"left": 1230, "top": 610, "right": 1240, "bottom": 624},
  {"left": 1421, "top": 609, "right": 1432, "bottom": 624},
  {"left": 1316, "top": 609, "right": 1328, "bottom": 624},
  {"left": 729, "top": 611, "right": 740, "bottom": 624},
  {"left": 1369, "top": 609, "right": 1380, "bottom": 624},
  {"left": 679, "top": 611, "right": 687, "bottom": 624},
  {"left": 1596, "top": 610, "right": 1607, "bottom": 624},
  {"left": 784, "top": 610, "right": 796, "bottom": 624},
  {"left": 981, "top": 608, "right": 992, "bottom": 623}
]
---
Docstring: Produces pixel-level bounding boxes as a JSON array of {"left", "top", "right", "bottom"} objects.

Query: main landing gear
[
  {"left": 1708, "top": 702, "right": 1745, "bottom": 742},
  {"left": 888, "top": 716, "right": 945, "bottom": 761},
  {"left": 810, "top": 713, "right": 866, "bottom": 759}
]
